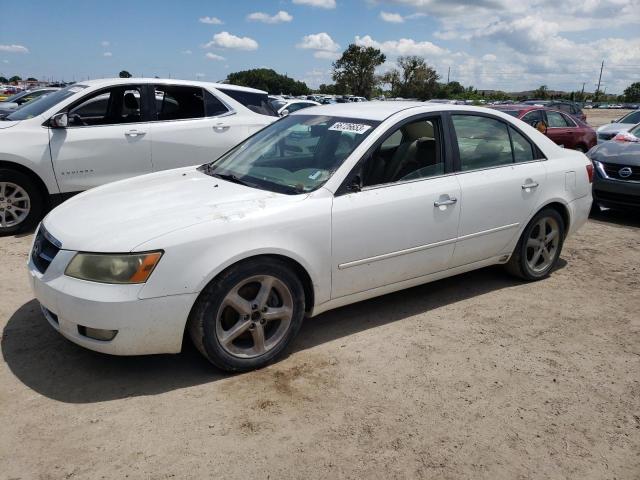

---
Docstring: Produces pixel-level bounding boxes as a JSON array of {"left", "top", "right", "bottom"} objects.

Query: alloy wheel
[
  {"left": 0, "top": 182, "right": 31, "bottom": 228},
  {"left": 215, "top": 275, "right": 294, "bottom": 358},
  {"left": 525, "top": 216, "right": 560, "bottom": 273}
]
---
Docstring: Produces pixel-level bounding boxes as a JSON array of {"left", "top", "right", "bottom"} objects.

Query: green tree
[
  {"left": 624, "top": 82, "right": 640, "bottom": 102},
  {"left": 226, "top": 68, "right": 309, "bottom": 96},
  {"left": 119, "top": 70, "right": 132, "bottom": 78},
  {"left": 385, "top": 56, "right": 439, "bottom": 100},
  {"left": 332, "top": 44, "right": 386, "bottom": 98},
  {"left": 27, "top": 77, "right": 38, "bottom": 82},
  {"left": 533, "top": 85, "right": 549, "bottom": 99},
  {"left": 0, "top": 76, "right": 8, "bottom": 84},
  {"left": 9, "top": 75, "right": 21, "bottom": 83}
]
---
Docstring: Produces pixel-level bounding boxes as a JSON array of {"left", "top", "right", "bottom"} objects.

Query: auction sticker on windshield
[{"left": 329, "top": 122, "right": 372, "bottom": 134}]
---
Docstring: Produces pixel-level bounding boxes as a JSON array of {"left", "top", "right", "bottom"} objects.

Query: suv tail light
[{"left": 586, "top": 163, "right": 594, "bottom": 183}]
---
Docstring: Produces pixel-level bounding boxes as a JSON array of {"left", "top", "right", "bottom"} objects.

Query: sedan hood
[
  {"left": 44, "top": 167, "right": 300, "bottom": 252},
  {"left": 597, "top": 123, "right": 632, "bottom": 134},
  {"left": 0, "top": 119, "right": 20, "bottom": 129}
]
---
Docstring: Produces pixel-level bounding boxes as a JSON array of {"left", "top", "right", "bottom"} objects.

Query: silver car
[{"left": 596, "top": 109, "right": 640, "bottom": 143}]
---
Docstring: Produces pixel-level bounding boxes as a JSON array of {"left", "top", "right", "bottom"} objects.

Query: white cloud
[
  {"left": 355, "top": 35, "right": 448, "bottom": 57},
  {"left": 195, "top": 73, "right": 206, "bottom": 79},
  {"left": 199, "top": 16, "right": 223, "bottom": 25},
  {"left": 292, "top": 0, "right": 336, "bottom": 9},
  {"left": 2, "top": 59, "right": 9, "bottom": 64},
  {"left": 203, "top": 32, "right": 258, "bottom": 51},
  {"left": 314, "top": 50, "right": 340, "bottom": 60},
  {"left": 101, "top": 40, "right": 110, "bottom": 48},
  {"left": 297, "top": 32, "right": 340, "bottom": 51},
  {"left": 380, "top": 11, "right": 404, "bottom": 23},
  {"left": 0, "top": 44, "right": 29, "bottom": 54},
  {"left": 182, "top": 49, "right": 193, "bottom": 55},
  {"left": 205, "top": 52, "right": 225, "bottom": 61},
  {"left": 247, "top": 11, "right": 293, "bottom": 24},
  {"left": 103, "top": 51, "right": 113, "bottom": 57},
  {"left": 482, "top": 53, "right": 497, "bottom": 61}
]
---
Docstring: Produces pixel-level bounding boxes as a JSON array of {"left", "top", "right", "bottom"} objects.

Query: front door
[
  {"left": 48, "top": 85, "right": 153, "bottom": 193},
  {"left": 448, "top": 113, "right": 546, "bottom": 267},
  {"left": 331, "top": 115, "right": 461, "bottom": 298}
]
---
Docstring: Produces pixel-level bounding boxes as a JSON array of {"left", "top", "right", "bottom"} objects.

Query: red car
[{"left": 491, "top": 105, "right": 596, "bottom": 152}]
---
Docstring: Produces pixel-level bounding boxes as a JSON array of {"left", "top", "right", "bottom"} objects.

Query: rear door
[
  {"left": 48, "top": 84, "right": 153, "bottom": 193},
  {"left": 449, "top": 113, "right": 547, "bottom": 267}
]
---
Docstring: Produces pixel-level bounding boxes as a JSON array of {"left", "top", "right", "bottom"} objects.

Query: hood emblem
[{"left": 618, "top": 167, "right": 633, "bottom": 178}]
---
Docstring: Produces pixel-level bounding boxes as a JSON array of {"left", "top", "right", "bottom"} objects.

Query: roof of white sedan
[
  {"left": 72, "top": 78, "right": 267, "bottom": 94},
  {"left": 298, "top": 101, "right": 499, "bottom": 121}
]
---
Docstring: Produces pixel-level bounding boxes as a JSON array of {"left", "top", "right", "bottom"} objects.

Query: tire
[
  {"left": 188, "top": 257, "right": 306, "bottom": 372},
  {"left": 0, "top": 169, "right": 44, "bottom": 236},
  {"left": 505, "top": 208, "right": 565, "bottom": 281}
]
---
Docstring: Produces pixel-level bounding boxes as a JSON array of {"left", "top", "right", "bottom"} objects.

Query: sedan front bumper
[
  {"left": 593, "top": 176, "right": 640, "bottom": 209},
  {"left": 27, "top": 250, "right": 198, "bottom": 356}
]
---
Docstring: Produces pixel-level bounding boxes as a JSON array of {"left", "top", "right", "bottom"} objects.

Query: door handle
[
  {"left": 521, "top": 181, "right": 539, "bottom": 190},
  {"left": 213, "top": 124, "right": 230, "bottom": 132},
  {"left": 434, "top": 197, "right": 457, "bottom": 207},
  {"left": 124, "top": 130, "right": 146, "bottom": 137}
]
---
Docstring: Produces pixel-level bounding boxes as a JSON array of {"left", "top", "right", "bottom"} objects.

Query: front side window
[
  {"left": 546, "top": 111, "right": 569, "bottom": 128},
  {"left": 452, "top": 115, "right": 513, "bottom": 170},
  {"left": 521, "top": 110, "right": 544, "bottom": 127},
  {"left": 155, "top": 85, "right": 205, "bottom": 121},
  {"left": 362, "top": 117, "right": 444, "bottom": 187},
  {"left": 67, "top": 86, "right": 144, "bottom": 126},
  {"left": 620, "top": 111, "right": 640, "bottom": 124},
  {"left": 200, "top": 114, "right": 379, "bottom": 194}
]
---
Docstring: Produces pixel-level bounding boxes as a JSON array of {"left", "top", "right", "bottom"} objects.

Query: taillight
[{"left": 586, "top": 163, "right": 594, "bottom": 183}]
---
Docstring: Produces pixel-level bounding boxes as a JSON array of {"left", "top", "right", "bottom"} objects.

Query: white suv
[{"left": 0, "top": 78, "right": 277, "bottom": 234}]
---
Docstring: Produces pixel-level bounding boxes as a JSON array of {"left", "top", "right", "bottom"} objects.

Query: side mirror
[
  {"left": 49, "top": 112, "right": 68, "bottom": 128},
  {"left": 280, "top": 109, "right": 290, "bottom": 117},
  {"left": 532, "top": 120, "right": 547, "bottom": 135}
]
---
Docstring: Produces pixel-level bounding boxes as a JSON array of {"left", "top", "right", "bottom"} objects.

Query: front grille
[
  {"left": 601, "top": 162, "right": 640, "bottom": 181},
  {"left": 598, "top": 132, "right": 616, "bottom": 141},
  {"left": 31, "top": 226, "right": 61, "bottom": 274},
  {"left": 595, "top": 190, "right": 640, "bottom": 207}
]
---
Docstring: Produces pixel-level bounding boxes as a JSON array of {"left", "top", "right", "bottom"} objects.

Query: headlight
[{"left": 65, "top": 251, "right": 163, "bottom": 284}]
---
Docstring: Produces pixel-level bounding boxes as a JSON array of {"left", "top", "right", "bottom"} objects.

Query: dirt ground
[
  {"left": 1, "top": 110, "right": 639, "bottom": 480},
  {"left": 585, "top": 108, "right": 632, "bottom": 128}
]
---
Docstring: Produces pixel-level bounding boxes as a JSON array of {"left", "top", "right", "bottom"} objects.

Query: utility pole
[
  {"left": 447, "top": 66, "right": 450, "bottom": 84},
  {"left": 595, "top": 60, "right": 604, "bottom": 100}
]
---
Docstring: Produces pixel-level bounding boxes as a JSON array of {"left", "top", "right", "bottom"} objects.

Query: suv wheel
[{"left": 0, "top": 169, "right": 44, "bottom": 236}]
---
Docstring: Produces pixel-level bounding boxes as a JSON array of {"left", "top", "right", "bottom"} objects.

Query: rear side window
[
  {"left": 155, "top": 85, "right": 204, "bottom": 121},
  {"left": 204, "top": 90, "right": 229, "bottom": 117},
  {"left": 452, "top": 115, "right": 513, "bottom": 171},
  {"left": 217, "top": 88, "right": 277, "bottom": 117},
  {"left": 546, "top": 111, "right": 569, "bottom": 127},
  {"left": 509, "top": 127, "right": 535, "bottom": 163}
]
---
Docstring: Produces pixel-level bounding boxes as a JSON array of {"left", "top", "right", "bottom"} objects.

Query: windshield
[
  {"left": 620, "top": 111, "right": 640, "bottom": 124},
  {"left": 200, "top": 114, "right": 380, "bottom": 194},
  {"left": 5, "top": 84, "right": 87, "bottom": 121}
]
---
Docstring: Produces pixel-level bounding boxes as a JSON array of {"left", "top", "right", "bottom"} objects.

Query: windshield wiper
[{"left": 211, "top": 172, "right": 255, "bottom": 188}]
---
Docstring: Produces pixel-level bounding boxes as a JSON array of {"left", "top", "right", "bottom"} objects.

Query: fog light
[{"left": 78, "top": 325, "right": 118, "bottom": 341}]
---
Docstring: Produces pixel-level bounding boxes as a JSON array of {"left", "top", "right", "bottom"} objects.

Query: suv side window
[
  {"left": 67, "top": 85, "right": 145, "bottom": 126},
  {"left": 204, "top": 89, "right": 229, "bottom": 117},
  {"left": 217, "top": 88, "right": 277, "bottom": 116},
  {"left": 362, "top": 117, "right": 444, "bottom": 187},
  {"left": 546, "top": 111, "right": 569, "bottom": 128},
  {"left": 155, "top": 85, "right": 205, "bottom": 121}
]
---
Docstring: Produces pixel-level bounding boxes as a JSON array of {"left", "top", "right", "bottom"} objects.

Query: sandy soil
[
  {"left": 1, "top": 109, "right": 639, "bottom": 479},
  {"left": 586, "top": 109, "right": 632, "bottom": 128},
  {"left": 1, "top": 209, "right": 639, "bottom": 479}
]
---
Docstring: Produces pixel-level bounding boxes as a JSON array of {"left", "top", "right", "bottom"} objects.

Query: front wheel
[
  {"left": 188, "top": 258, "right": 306, "bottom": 372},
  {"left": 505, "top": 208, "right": 565, "bottom": 281},
  {"left": 0, "top": 169, "right": 44, "bottom": 236}
]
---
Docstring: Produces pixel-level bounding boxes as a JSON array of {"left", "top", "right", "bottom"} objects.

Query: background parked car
[
  {"left": 523, "top": 100, "right": 586, "bottom": 122},
  {"left": 0, "top": 78, "right": 277, "bottom": 235},
  {"left": 491, "top": 104, "right": 596, "bottom": 152},
  {"left": 0, "top": 87, "right": 60, "bottom": 118},
  {"left": 595, "top": 109, "right": 640, "bottom": 143},
  {"left": 270, "top": 99, "right": 320, "bottom": 116},
  {"left": 588, "top": 123, "right": 640, "bottom": 210}
]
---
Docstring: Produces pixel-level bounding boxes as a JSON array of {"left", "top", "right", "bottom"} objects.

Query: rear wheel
[
  {"left": 188, "top": 258, "right": 305, "bottom": 372},
  {"left": 505, "top": 208, "right": 565, "bottom": 281},
  {"left": 0, "top": 169, "right": 44, "bottom": 236}
]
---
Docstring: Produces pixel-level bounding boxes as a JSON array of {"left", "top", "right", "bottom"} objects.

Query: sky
[{"left": 1, "top": 0, "right": 639, "bottom": 94}]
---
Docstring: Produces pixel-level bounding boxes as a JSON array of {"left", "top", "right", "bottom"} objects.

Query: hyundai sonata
[{"left": 28, "top": 103, "right": 593, "bottom": 371}]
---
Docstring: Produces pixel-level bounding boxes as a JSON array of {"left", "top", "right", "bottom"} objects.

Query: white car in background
[
  {"left": 596, "top": 109, "right": 640, "bottom": 143},
  {"left": 28, "top": 103, "right": 593, "bottom": 372},
  {"left": 0, "top": 78, "right": 277, "bottom": 234},
  {"left": 270, "top": 99, "right": 320, "bottom": 116}
]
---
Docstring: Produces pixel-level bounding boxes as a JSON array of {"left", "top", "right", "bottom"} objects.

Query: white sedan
[{"left": 28, "top": 103, "right": 593, "bottom": 371}]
